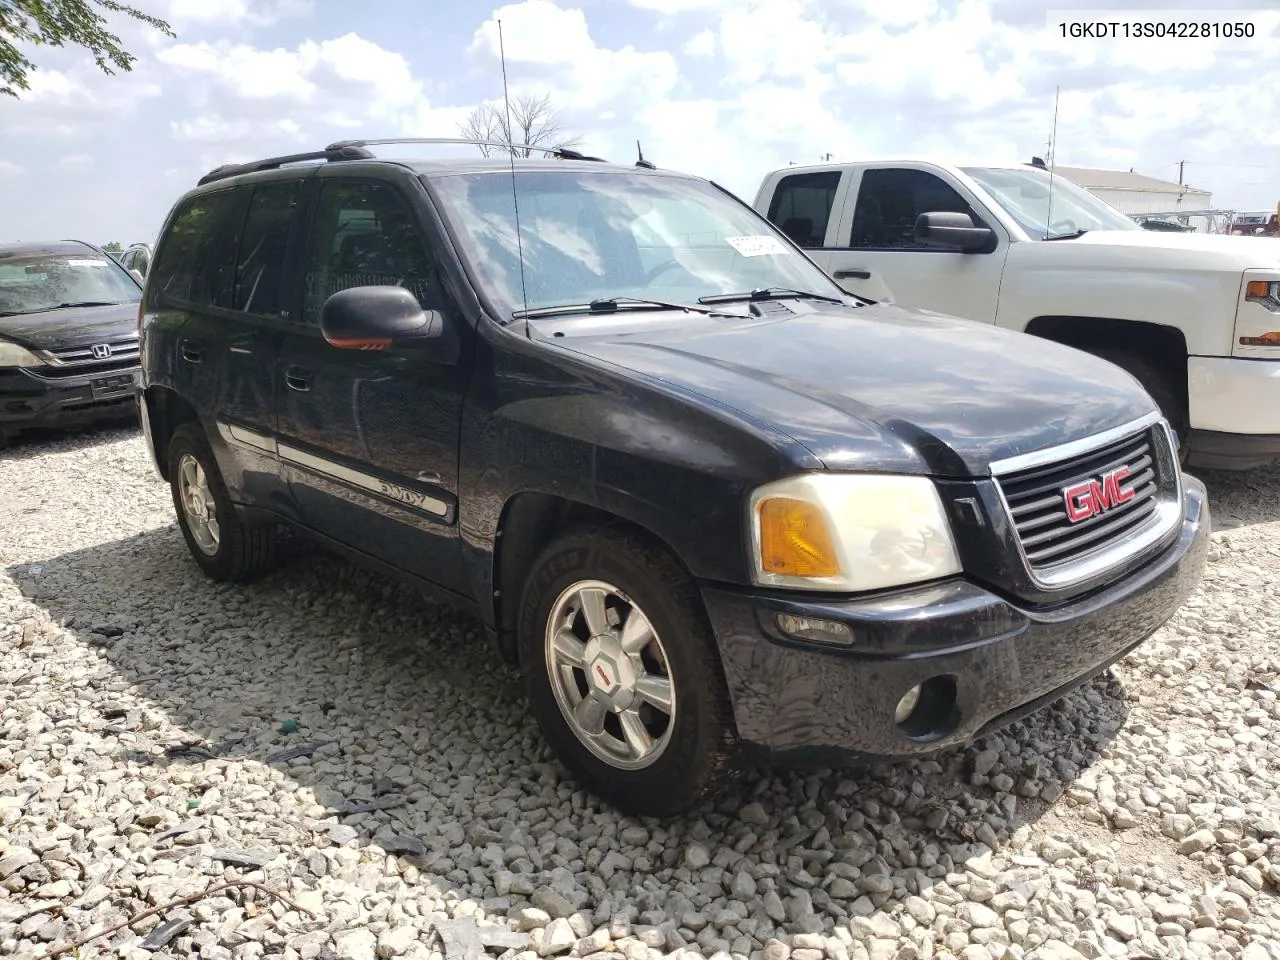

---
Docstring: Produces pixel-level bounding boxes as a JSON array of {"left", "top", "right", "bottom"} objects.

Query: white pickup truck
[{"left": 752, "top": 160, "right": 1280, "bottom": 471}]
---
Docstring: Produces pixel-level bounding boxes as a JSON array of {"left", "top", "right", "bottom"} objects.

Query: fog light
[
  {"left": 895, "top": 684, "right": 923, "bottom": 724},
  {"left": 776, "top": 613, "right": 854, "bottom": 646}
]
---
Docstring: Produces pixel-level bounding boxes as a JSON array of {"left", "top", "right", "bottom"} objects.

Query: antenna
[
  {"left": 1044, "top": 85, "right": 1061, "bottom": 238},
  {"left": 636, "top": 140, "right": 655, "bottom": 170},
  {"left": 497, "top": 19, "right": 531, "bottom": 338}
]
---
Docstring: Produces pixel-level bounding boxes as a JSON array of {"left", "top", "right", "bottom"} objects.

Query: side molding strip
[{"left": 278, "top": 443, "right": 450, "bottom": 518}]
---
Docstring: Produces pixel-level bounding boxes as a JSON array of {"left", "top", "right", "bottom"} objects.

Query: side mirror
[
  {"left": 320, "top": 286, "right": 442, "bottom": 350},
  {"left": 128, "top": 268, "right": 145, "bottom": 284},
  {"left": 914, "top": 212, "right": 995, "bottom": 253}
]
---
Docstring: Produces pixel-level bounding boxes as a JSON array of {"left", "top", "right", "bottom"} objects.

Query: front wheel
[{"left": 518, "top": 526, "right": 741, "bottom": 817}]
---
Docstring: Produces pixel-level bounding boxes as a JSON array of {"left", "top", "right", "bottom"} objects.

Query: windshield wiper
[
  {"left": 1043, "top": 229, "right": 1088, "bottom": 242},
  {"left": 512, "top": 297, "right": 716, "bottom": 320},
  {"left": 698, "top": 286, "right": 847, "bottom": 306},
  {"left": 54, "top": 300, "right": 128, "bottom": 308}
]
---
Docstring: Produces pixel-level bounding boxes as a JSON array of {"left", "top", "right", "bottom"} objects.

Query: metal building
[{"left": 1051, "top": 165, "right": 1213, "bottom": 216}]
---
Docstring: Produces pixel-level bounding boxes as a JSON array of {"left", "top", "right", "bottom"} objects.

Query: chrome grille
[
  {"left": 993, "top": 420, "right": 1180, "bottom": 584},
  {"left": 34, "top": 334, "right": 140, "bottom": 378}
]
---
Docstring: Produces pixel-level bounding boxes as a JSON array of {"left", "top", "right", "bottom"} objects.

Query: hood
[
  {"left": 540, "top": 300, "right": 1157, "bottom": 477},
  {"left": 1058, "top": 230, "right": 1280, "bottom": 271},
  {"left": 0, "top": 302, "right": 139, "bottom": 352}
]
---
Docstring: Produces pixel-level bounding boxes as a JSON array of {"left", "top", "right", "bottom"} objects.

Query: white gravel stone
[{"left": 2, "top": 429, "right": 1279, "bottom": 960}]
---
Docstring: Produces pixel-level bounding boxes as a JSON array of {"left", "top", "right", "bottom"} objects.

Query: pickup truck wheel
[
  {"left": 168, "top": 423, "right": 277, "bottom": 582},
  {"left": 1092, "top": 348, "right": 1190, "bottom": 464},
  {"left": 518, "top": 526, "right": 740, "bottom": 817}
]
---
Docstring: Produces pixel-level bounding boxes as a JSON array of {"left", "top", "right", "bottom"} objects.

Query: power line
[{"left": 1175, "top": 160, "right": 1280, "bottom": 169}]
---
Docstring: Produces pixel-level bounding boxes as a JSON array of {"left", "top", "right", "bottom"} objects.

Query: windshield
[
  {"left": 0, "top": 249, "right": 141, "bottom": 317},
  {"left": 428, "top": 169, "right": 848, "bottom": 318},
  {"left": 961, "top": 166, "right": 1139, "bottom": 239}
]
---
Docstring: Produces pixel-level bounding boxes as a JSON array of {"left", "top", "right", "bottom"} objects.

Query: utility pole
[
  {"left": 1178, "top": 160, "right": 1185, "bottom": 185},
  {"left": 821, "top": 153, "right": 832, "bottom": 161}
]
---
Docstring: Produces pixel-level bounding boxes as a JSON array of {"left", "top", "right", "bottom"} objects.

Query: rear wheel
[
  {"left": 168, "top": 422, "right": 277, "bottom": 581},
  {"left": 1092, "top": 347, "right": 1189, "bottom": 464},
  {"left": 518, "top": 526, "right": 741, "bottom": 817}
]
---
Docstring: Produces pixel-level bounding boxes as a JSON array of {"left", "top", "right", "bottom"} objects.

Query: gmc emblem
[{"left": 1063, "top": 466, "right": 1136, "bottom": 523}]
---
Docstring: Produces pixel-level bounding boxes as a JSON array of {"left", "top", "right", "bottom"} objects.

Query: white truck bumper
[{"left": 1186, "top": 356, "right": 1280, "bottom": 470}]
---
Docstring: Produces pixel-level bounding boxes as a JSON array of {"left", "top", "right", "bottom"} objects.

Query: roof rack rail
[
  {"left": 197, "top": 143, "right": 376, "bottom": 186},
  {"left": 326, "top": 137, "right": 609, "bottom": 162}
]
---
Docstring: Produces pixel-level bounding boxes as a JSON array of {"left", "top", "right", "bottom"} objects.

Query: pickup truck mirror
[
  {"left": 320, "top": 286, "right": 443, "bottom": 351},
  {"left": 914, "top": 212, "right": 994, "bottom": 253},
  {"left": 127, "top": 268, "right": 145, "bottom": 284}
]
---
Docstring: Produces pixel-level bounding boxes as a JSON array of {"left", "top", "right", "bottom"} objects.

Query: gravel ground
[{"left": 1, "top": 424, "right": 1279, "bottom": 960}]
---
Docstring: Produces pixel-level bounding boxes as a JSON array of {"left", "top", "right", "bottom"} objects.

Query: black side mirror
[
  {"left": 320, "top": 286, "right": 442, "bottom": 350},
  {"left": 914, "top": 212, "right": 995, "bottom": 253}
]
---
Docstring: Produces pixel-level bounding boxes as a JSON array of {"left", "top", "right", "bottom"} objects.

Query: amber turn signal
[{"left": 757, "top": 497, "right": 841, "bottom": 578}]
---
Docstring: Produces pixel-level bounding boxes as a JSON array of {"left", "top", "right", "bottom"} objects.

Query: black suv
[
  {"left": 1, "top": 240, "right": 143, "bottom": 447},
  {"left": 138, "top": 140, "right": 1210, "bottom": 817}
]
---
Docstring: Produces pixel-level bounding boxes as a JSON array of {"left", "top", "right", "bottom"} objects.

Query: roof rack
[
  {"left": 196, "top": 137, "right": 610, "bottom": 186},
  {"left": 328, "top": 138, "right": 608, "bottom": 162},
  {"left": 197, "top": 143, "right": 376, "bottom": 186}
]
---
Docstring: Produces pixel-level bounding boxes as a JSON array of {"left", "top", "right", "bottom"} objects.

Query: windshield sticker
[
  {"left": 726, "top": 235, "right": 788, "bottom": 257},
  {"left": 64, "top": 259, "right": 111, "bottom": 267}
]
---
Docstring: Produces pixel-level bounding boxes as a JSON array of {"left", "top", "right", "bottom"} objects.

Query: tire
[
  {"left": 168, "top": 422, "right": 277, "bottom": 581},
  {"left": 1092, "top": 347, "right": 1190, "bottom": 464},
  {"left": 517, "top": 525, "right": 741, "bottom": 817}
]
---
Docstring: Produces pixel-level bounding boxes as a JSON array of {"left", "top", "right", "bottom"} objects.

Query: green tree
[
  {"left": 1, "top": 1, "right": 173, "bottom": 98},
  {"left": 101, "top": 240, "right": 122, "bottom": 254}
]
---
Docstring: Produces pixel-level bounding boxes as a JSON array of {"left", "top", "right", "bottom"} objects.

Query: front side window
[
  {"left": 849, "top": 169, "right": 984, "bottom": 250},
  {"left": 429, "top": 169, "right": 848, "bottom": 319},
  {"left": 961, "top": 166, "right": 1139, "bottom": 239},
  {"left": 301, "top": 180, "right": 438, "bottom": 327},
  {"left": 0, "top": 248, "right": 142, "bottom": 317},
  {"left": 767, "top": 171, "right": 841, "bottom": 248},
  {"left": 150, "top": 191, "right": 239, "bottom": 307},
  {"left": 233, "top": 181, "right": 302, "bottom": 316}
]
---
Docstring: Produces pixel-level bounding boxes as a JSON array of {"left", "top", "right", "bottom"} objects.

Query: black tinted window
[
  {"left": 849, "top": 169, "right": 981, "bottom": 249},
  {"left": 151, "top": 191, "right": 238, "bottom": 306},
  {"left": 233, "top": 181, "right": 302, "bottom": 316},
  {"left": 767, "top": 171, "right": 841, "bottom": 248},
  {"left": 301, "top": 180, "right": 436, "bottom": 327}
]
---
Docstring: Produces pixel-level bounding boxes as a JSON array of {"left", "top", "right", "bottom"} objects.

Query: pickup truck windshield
[
  {"left": 961, "top": 167, "right": 1140, "bottom": 240},
  {"left": 0, "top": 251, "right": 141, "bottom": 317},
  {"left": 429, "top": 169, "right": 848, "bottom": 320}
]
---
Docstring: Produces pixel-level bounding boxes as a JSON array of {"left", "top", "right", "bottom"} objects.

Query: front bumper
[
  {"left": 701, "top": 475, "right": 1210, "bottom": 764},
  {"left": 0, "top": 365, "right": 141, "bottom": 438},
  {"left": 1187, "top": 357, "right": 1280, "bottom": 469}
]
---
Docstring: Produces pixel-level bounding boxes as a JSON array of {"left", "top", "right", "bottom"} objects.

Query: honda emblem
[
  {"left": 1063, "top": 466, "right": 1136, "bottom": 523},
  {"left": 90, "top": 343, "right": 113, "bottom": 360}
]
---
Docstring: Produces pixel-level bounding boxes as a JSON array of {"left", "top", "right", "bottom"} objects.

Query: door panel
[
  {"left": 826, "top": 167, "right": 1007, "bottom": 321},
  {"left": 148, "top": 187, "right": 285, "bottom": 508},
  {"left": 275, "top": 175, "right": 472, "bottom": 595}
]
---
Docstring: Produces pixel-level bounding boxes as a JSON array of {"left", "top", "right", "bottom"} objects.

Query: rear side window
[
  {"left": 233, "top": 180, "right": 302, "bottom": 316},
  {"left": 767, "top": 171, "right": 841, "bottom": 248},
  {"left": 300, "top": 180, "right": 438, "bottom": 327},
  {"left": 849, "top": 169, "right": 982, "bottom": 249},
  {"left": 150, "top": 191, "right": 238, "bottom": 306}
]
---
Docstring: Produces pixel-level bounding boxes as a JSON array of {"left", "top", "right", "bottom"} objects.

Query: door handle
[
  {"left": 179, "top": 339, "right": 203, "bottom": 363},
  {"left": 833, "top": 269, "right": 872, "bottom": 280},
  {"left": 285, "top": 366, "right": 313, "bottom": 392}
]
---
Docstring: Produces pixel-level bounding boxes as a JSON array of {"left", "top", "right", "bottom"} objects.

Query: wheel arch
[
  {"left": 143, "top": 385, "right": 201, "bottom": 483},
  {"left": 1023, "top": 315, "right": 1189, "bottom": 403},
  {"left": 490, "top": 491, "right": 700, "bottom": 666}
]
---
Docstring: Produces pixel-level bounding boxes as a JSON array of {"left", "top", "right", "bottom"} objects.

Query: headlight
[
  {"left": 748, "top": 473, "right": 962, "bottom": 592},
  {"left": 0, "top": 340, "right": 42, "bottom": 368}
]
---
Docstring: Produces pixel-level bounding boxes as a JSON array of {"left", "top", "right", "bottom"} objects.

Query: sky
[{"left": 2, "top": 0, "right": 1279, "bottom": 245}]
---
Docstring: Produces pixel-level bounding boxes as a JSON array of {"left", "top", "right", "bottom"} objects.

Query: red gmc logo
[{"left": 1063, "top": 466, "right": 1136, "bottom": 523}]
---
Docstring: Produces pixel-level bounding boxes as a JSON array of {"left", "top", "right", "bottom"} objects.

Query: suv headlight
[
  {"left": 0, "top": 340, "right": 41, "bottom": 368},
  {"left": 748, "top": 473, "right": 962, "bottom": 592}
]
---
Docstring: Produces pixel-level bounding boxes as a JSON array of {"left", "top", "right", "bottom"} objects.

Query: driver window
[{"left": 849, "top": 169, "right": 985, "bottom": 250}]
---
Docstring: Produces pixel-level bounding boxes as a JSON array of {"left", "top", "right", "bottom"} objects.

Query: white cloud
[
  {"left": 0, "top": 160, "right": 24, "bottom": 176},
  {"left": 58, "top": 154, "right": 93, "bottom": 169},
  {"left": 164, "top": 0, "right": 313, "bottom": 27},
  {"left": 682, "top": 28, "right": 716, "bottom": 56}
]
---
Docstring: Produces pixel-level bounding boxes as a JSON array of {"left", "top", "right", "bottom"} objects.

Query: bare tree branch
[{"left": 456, "top": 94, "right": 583, "bottom": 158}]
